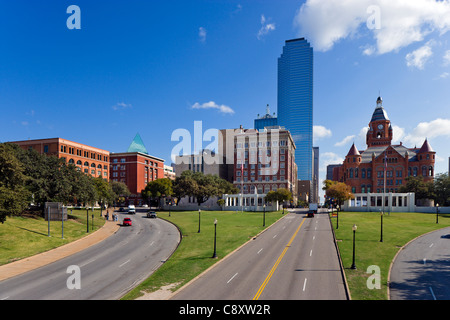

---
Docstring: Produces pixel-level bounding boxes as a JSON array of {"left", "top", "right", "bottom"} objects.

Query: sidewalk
[{"left": 0, "top": 219, "right": 121, "bottom": 282}]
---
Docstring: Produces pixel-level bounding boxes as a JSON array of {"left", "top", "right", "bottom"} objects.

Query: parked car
[
  {"left": 123, "top": 218, "right": 132, "bottom": 226},
  {"left": 147, "top": 211, "right": 157, "bottom": 218},
  {"left": 128, "top": 205, "right": 136, "bottom": 214}
]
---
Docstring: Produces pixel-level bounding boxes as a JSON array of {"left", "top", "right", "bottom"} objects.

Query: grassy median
[
  {"left": 0, "top": 209, "right": 105, "bottom": 266},
  {"left": 122, "top": 210, "right": 284, "bottom": 300},
  {"left": 330, "top": 211, "right": 450, "bottom": 300}
]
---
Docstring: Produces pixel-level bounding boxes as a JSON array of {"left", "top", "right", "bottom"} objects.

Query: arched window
[
  {"left": 97, "top": 164, "right": 102, "bottom": 169},
  {"left": 362, "top": 168, "right": 366, "bottom": 179},
  {"left": 91, "top": 163, "right": 96, "bottom": 168},
  {"left": 68, "top": 159, "right": 75, "bottom": 164},
  {"left": 84, "top": 162, "right": 89, "bottom": 167},
  {"left": 422, "top": 166, "right": 427, "bottom": 177},
  {"left": 429, "top": 166, "right": 434, "bottom": 177},
  {"left": 77, "top": 160, "right": 82, "bottom": 165},
  {"left": 413, "top": 167, "right": 418, "bottom": 177},
  {"left": 349, "top": 168, "right": 354, "bottom": 178}
]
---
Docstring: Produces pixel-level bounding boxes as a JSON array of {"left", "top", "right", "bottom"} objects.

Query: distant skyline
[{"left": 1, "top": 1, "right": 450, "bottom": 202}]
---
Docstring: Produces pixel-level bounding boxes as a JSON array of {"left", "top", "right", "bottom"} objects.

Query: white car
[{"left": 128, "top": 205, "right": 136, "bottom": 214}]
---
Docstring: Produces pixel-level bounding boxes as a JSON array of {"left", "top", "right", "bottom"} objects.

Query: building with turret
[{"left": 332, "top": 96, "right": 436, "bottom": 194}]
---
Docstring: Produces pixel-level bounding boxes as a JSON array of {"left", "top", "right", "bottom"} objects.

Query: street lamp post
[
  {"left": 436, "top": 203, "right": 439, "bottom": 224},
  {"left": 198, "top": 209, "right": 201, "bottom": 233},
  {"left": 380, "top": 210, "right": 383, "bottom": 243},
  {"left": 86, "top": 208, "right": 89, "bottom": 233},
  {"left": 351, "top": 224, "right": 357, "bottom": 270},
  {"left": 212, "top": 219, "right": 218, "bottom": 259},
  {"left": 263, "top": 203, "right": 266, "bottom": 227},
  {"left": 336, "top": 205, "right": 339, "bottom": 229}
]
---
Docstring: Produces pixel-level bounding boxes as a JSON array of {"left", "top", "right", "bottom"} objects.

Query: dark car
[
  {"left": 147, "top": 211, "right": 157, "bottom": 218},
  {"left": 123, "top": 218, "right": 132, "bottom": 226}
]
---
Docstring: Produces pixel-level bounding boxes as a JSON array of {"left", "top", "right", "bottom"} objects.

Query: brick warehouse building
[
  {"left": 10, "top": 138, "right": 110, "bottom": 180},
  {"left": 333, "top": 97, "right": 436, "bottom": 194},
  {"left": 110, "top": 134, "right": 164, "bottom": 204}
]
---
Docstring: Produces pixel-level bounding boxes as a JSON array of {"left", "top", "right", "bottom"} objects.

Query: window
[{"left": 44, "top": 145, "right": 49, "bottom": 153}]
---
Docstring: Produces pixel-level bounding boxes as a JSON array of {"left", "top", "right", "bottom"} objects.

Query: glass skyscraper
[{"left": 277, "top": 38, "right": 313, "bottom": 182}]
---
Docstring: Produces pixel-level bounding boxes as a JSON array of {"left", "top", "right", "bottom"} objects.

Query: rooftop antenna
[{"left": 266, "top": 104, "right": 270, "bottom": 115}]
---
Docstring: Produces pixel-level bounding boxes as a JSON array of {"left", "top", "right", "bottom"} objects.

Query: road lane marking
[
  {"left": 257, "top": 248, "right": 263, "bottom": 255},
  {"left": 253, "top": 218, "right": 306, "bottom": 300},
  {"left": 303, "top": 278, "right": 308, "bottom": 291},
  {"left": 119, "top": 259, "right": 131, "bottom": 268},
  {"left": 273, "top": 234, "right": 277, "bottom": 239},
  {"left": 429, "top": 243, "right": 434, "bottom": 248},
  {"left": 227, "top": 273, "right": 238, "bottom": 284},
  {"left": 310, "top": 250, "right": 313, "bottom": 257},
  {"left": 429, "top": 287, "right": 437, "bottom": 300}
]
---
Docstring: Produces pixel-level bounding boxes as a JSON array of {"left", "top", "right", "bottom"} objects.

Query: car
[
  {"left": 128, "top": 205, "right": 136, "bottom": 214},
  {"left": 147, "top": 211, "right": 157, "bottom": 218},
  {"left": 123, "top": 218, "right": 132, "bottom": 226},
  {"left": 142, "top": 204, "right": 148, "bottom": 208}
]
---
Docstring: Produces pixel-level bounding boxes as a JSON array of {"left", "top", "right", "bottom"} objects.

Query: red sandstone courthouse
[{"left": 332, "top": 97, "right": 436, "bottom": 193}]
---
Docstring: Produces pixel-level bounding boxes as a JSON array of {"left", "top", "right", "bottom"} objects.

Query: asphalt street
[
  {"left": 0, "top": 210, "right": 180, "bottom": 300},
  {"left": 389, "top": 226, "right": 450, "bottom": 300},
  {"left": 171, "top": 209, "right": 348, "bottom": 300}
]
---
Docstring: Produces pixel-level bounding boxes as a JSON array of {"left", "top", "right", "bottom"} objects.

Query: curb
[{"left": 0, "top": 220, "right": 120, "bottom": 282}]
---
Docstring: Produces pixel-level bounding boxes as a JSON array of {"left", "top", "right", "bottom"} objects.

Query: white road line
[
  {"left": 80, "top": 258, "right": 97, "bottom": 267},
  {"left": 429, "top": 243, "right": 434, "bottom": 248},
  {"left": 0, "top": 296, "right": 9, "bottom": 300},
  {"left": 227, "top": 273, "right": 238, "bottom": 284},
  {"left": 429, "top": 286, "right": 437, "bottom": 300},
  {"left": 119, "top": 259, "right": 131, "bottom": 268},
  {"left": 303, "top": 278, "right": 308, "bottom": 291},
  {"left": 257, "top": 248, "right": 263, "bottom": 254},
  {"left": 313, "top": 236, "right": 315, "bottom": 240},
  {"left": 310, "top": 250, "right": 313, "bottom": 257},
  {"left": 273, "top": 234, "right": 277, "bottom": 239}
]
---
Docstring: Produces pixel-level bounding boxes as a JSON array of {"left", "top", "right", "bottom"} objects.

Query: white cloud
[
  {"left": 403, "top": 118, "right": 450, "bottom": 146},
  {"left": 257, "top": 14, "right": 275, "bottom": 40},
  {"left": 313, "top": 125, "right": 332, "bottom": 143},
  {"left": 320, "top": 152, "right": 345, "bottom": 173},
  {"left": 191, "top": 101, "right": 235, "bottom": 114},
  {"left": 199, "top": 27, "right": 207, "bottom": 43},
  {"left": 406, "top": 41, "right": 434, "bottom": 69},
  {"left": 335, "top": 135, "right": 355, "bottom": 147},
  {"left": 392, "top": 125, "right": 406, "bottom": 144},
  {"left": 112, "top": 102, "right": 132, "bottom": 111},
  {"left": 443, "top": 50, "right": 450, "bottom": 66},
  {"left": 294, "top": 0, "right": 450, "bottom": 54},
  {"left": 439, "top": 72, "right": 450, "bottom": 79}
]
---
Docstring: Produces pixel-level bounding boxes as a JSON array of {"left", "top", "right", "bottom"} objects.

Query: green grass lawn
[
  {"left": 122, "top": 210, "right": 284, "bottom": 300},
  {"left": 331, "top": 211, "right": 450, "bottom": 300},
  {"left": 0, "top": 209, "right": 105, "bottom": 266}
]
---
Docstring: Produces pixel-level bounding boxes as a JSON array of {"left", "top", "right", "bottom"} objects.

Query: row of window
[
  {"left": 236, "top": 140, "right": 289, "bottom": 149},
  {"left": 61, "top": 145, "right": 108, "bottom": 162},
  {"left": 347, "top": 166, "right": 434, "bottom": 179},
  {"left": 67, "top": 159, "right": 108, "bottom": 170},
  {"left": 236, "top": 176, "right": 286, "bottom": 183}
]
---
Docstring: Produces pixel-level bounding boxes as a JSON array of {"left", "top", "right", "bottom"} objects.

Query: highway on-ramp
[
  {"left": 171, "top": 209, "right": 348, "bottom": 300},
  {"left": 0, "top": 209, "right": 180, "bottom": 300}
]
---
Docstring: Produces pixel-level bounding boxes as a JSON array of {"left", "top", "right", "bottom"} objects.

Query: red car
[{"left": 123, "top": 218, "right": 132, "bottom": 226}]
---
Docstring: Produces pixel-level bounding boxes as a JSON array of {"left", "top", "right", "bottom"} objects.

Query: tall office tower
[{"left": 277, "top": 38, "right": 313, "bottom": 182}]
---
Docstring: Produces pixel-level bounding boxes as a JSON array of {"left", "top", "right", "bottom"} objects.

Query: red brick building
[
  {"left": 10, "top": 138, "right": 110, "bottom": 180},
  {"left": 333, "top": 97, "right": 436, "bottom": 193},
  {"left": 109, "top": 134, "right": 165, "bottom": 203}
]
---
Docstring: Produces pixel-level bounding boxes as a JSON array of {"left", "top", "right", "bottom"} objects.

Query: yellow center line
[{"left": 253, "top": 217, "right": 306, "bottom": 300}]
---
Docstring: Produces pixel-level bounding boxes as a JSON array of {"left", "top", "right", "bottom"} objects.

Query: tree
[
  {"left": 433, "top": 173, "right": 450, "bottom": 206},
  {"left": 0, "top": 144, "right": 31, "bottom": 223},
  {"left": 323, "top": 180, "right": 354, "bottom": 207},
  {"left": 399, "top": 176, "right": 434, "bottom": 202},
  {"left": 172, "top": 171, "right": 198, "bottom": 205},
  {"left": 265, "top": 188, "right": 293, "bottom": 212},
  {"left": 143, "top": 178, "right": 173, "bottom": 208},
  {"left": 110, "top": 180, "right": 131, "bottom": 206}
]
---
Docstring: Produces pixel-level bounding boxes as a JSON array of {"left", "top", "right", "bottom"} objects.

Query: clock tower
[{"left": 366, "top": 96, "right": 393, "bottom": 148}]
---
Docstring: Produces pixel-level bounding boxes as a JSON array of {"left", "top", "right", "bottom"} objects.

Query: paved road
[
  {"left": 171, "top": 209, "right": 348, "bottom": 300},
  {"left": 389, "top": 226, "right": 450, "bottom": 300},
  {"left": 0, "top": 210, "right": 180, "bottom": 300}
]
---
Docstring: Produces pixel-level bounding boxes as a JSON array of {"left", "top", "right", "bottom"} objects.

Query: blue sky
[{"left": 1, "top": 1, "right": 450, "bottom": 201}]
